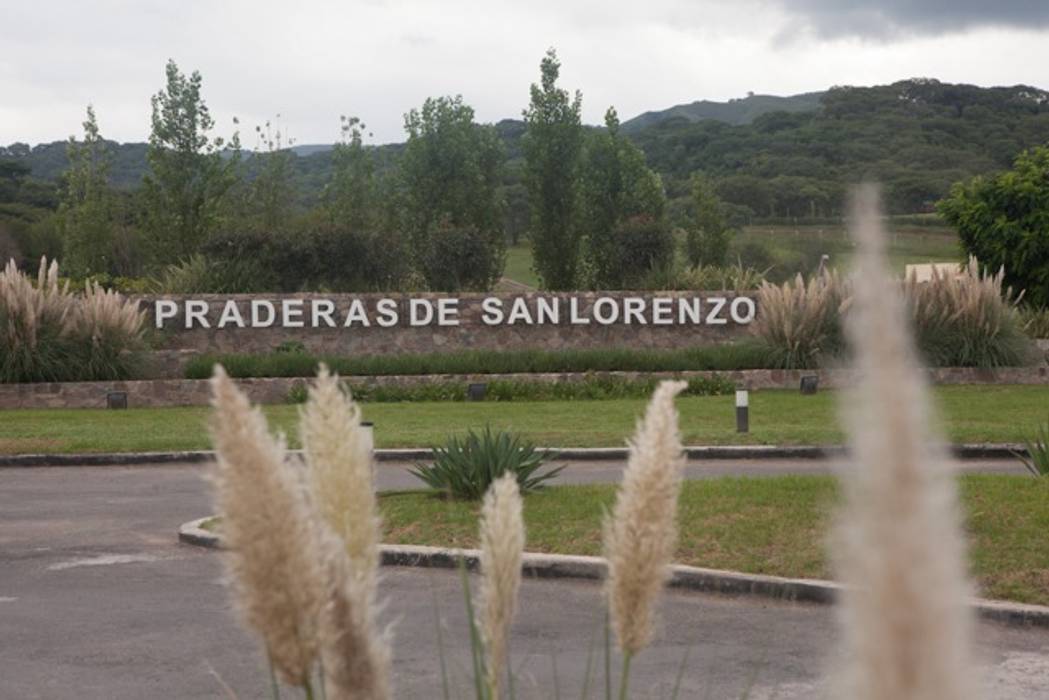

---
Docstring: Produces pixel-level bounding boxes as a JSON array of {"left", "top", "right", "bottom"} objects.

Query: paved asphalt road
[{"left": 1, "top": 461, "right": 1047, "bottom": 699}]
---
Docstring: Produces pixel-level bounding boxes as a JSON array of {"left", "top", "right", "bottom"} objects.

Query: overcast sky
[{"left": 2, "top": 0, "right": 1048, "bottom": 147}]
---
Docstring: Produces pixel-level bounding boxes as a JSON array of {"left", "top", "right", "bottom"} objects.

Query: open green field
[
  {"left": 735, "top": 223, "right": 961, "bottom": 276},
  {"left": 500, "top": 224, "right": 960, "bottom": 288},
  {"left": 503, "top": 244, "right": 540, "bottom": 288},
  {"left": 1, "top": 385, "right": 1045, "bottom": 454},
  {"left": 377, "top": 475, "right": 1049, "bottom": 606}
]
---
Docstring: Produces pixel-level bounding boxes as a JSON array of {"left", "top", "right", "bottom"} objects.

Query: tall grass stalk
[
  {"left": 477, "top": 474, "right": 525, "bottom": 699},
  {"left": 833, "top": 185, "right": 977, "bottom": 700},
  {"left": 300, "top": 365, "right": 391, "bottom": 700},
  {"left": 602, "top": 380, "right": 688, "bottom": 698},
  {"left": 209, "top": 366, "right": 324, "bottom": 690}
]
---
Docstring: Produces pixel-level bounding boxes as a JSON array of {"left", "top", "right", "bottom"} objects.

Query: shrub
[
  {"left": 938, "top": 144, "right": 1049, "bottom": 307},
  {"left": 0, "top": 257, "right": 147, "bottom": 382},
  {"left": 904, "top": 258, "right": 1033, "bottom": 368},
  {"left": 187, "top": 343, "right": 771, "bottom": 380},
  {"left": 1020, "top": 307, "right": 1049, "bottom": 339},
  {"left": 150, "top": 254, "right": 224, "bottom": 294},
  {"left": 751, "top": 271, "right": 850, "bottom": 369},
  {"left": 752, "top": 261, "right": 1034, "bottom": 369},
  {"left": 591, "top": 215, "right": 674, "bottom": 290},
  {"left": 282, "top": 375, "right": 736, "bottom": 404},
  {"left": 640, "top": 259, "right": 766, "bottom": 292},
  {"left": 409, "top": 427, "right": 563, "bottom": 499}
]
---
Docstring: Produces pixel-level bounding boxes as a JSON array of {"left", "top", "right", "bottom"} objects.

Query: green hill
[
  {"left": 621, "top": 91, "right": 824, "bottom": 132},
  {"left": 4, "top": 78, "right": 1048, "bottom": 217}
]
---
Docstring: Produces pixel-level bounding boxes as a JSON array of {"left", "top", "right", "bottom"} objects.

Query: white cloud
[{"left": 0, "top": 0, "right": 1045, "bottom": 147}]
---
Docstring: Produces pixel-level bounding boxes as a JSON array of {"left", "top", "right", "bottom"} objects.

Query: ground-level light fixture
[
  {"left": 735, "top": 389, "right": 749, "bottom": 433},
  {"left": 800, "top": 375, "right": 819, "bottom": 395},
  {"left": 467, "top": 383, "right": 487, "bottom": 401},
  {"left": 106, "top": 391, "right": 128, "bottom": 410}
]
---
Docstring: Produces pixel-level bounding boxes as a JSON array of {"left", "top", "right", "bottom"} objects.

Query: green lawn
[
  {"left": 503, "top": 244, "right": 540, "bottom": 288},
  {"left": 1, "top": 385, "right": 1046, "bottom": 454},
  {"left": 735, "top": 223, "right": 961, "bottom": 275},
  {"left": 378, "top": 475, "right": 1049, "bottom": 606},
  {"left": 500, "top": 225, "right": 960, "bottom": 288}
]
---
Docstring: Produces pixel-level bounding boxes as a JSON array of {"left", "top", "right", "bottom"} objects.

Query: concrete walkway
[{"left": 1, "top": 463, "right": 1046, "bottom": 698}]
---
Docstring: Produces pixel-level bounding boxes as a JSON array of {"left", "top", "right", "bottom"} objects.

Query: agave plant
[
  {"left": 1014, "top": 418, "right": 1049, "bottom": 477},
  {"left": 410, "top": 426, "right": 563, "bottom": 499}
]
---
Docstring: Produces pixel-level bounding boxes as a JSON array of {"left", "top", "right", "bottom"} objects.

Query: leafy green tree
[
  {"left": 522, "top": 49, "right": 584, "bottom": 290},
  {"left": 400, "top": 95, "right": 505, "bottom": 291},
  {"left": 141, "top": 60, "right": 240, "bottom": 263},
  {"left": 686, "top": 173, "right": 732, "bottom": 266},
  {"left": 938, "top": 144, "right": 1049, "bottom": 306},
  {"left": 582, "top": 107, "right": 668, "bottom": 288}
]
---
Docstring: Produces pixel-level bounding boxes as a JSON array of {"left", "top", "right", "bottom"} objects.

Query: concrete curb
[
  {"left": 0, "top": 443, "right": 1026, "bottom": 467},
  {"left": 178, "top": 517, "right": 1049, "bottom": 629}
]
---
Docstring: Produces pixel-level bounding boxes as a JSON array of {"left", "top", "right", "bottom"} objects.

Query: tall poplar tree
[
  {"left": 141, "top": 60, "right": 239, "bottom": 263},
  {"left": 59, "top": 105, "right": 116, "bottom": 276},
  {"left": 522, "top": 49, "right": 584, "bottom": 290}
]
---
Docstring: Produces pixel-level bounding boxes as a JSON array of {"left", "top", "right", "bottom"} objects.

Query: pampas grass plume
[
  {"left": 603, "top": 380, "right": 687, "bottom": 657},
  {"left": 299, "top": 365, "right": 391, "bottom": 699},
  {"left": 301, "top": 365, "right": 381, "bottom": 590},
  {"left": 208, "top": 366, "right": 323, "bottom": 688},
  {"left": 316, "top": 524, "right": 392, "bottom": 700},
  {"left": 478, "top": 473, "right": 525, "bottom": 698},
  {"left": 834, "top": 185, "right": 977, "bottom": 700}
]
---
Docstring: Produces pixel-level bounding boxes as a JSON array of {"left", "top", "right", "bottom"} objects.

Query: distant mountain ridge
[{"left": 620, "top": 91, "right": 825, "bottom": 132}]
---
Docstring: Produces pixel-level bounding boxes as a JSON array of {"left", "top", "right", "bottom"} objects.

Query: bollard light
[
  {"left": 800, "top": 375, "right": 819, "bottom": 395},
  {"left": 467, "top": 383, "right": 487, "bottom": 402},
  {"left": 735, "top": 390, "right": 749, "bottom": 433},
  {"left": 107, "top": 391, "right": 128, "bottom": 410},
  {"left": 359, "top": 421, "right": 375, "bottom": 453}
]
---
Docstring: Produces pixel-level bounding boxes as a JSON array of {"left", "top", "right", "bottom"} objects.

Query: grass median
[
  {"left": 200, "top": 475, "right": 1043, "bottom": 606},
  {"left": 380, "top": 475, "right": 1049, "bottom": 606},
  {"left": 0, "top": 385, "right": 1046, "bottom": 454}
]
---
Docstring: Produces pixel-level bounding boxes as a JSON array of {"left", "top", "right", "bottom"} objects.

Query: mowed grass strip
[
  {"left": 1, "top": 385, "right": 1046, "bottom": 454},
  {"left": 380, "top": 475, "right": 1049, "bottom": 607}
]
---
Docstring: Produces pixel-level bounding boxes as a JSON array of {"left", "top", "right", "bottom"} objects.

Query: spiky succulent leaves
[
  {"left": 603, "top": 380, "right": 687, "bottom": 657},
  {"left": 478, "top": 474, "right": 525, "bottom": 698},
  {"left": 833, "top": 185, "right": 977, "bottom": 700},
  {"left": 409, "top": 426, "right": 563, "bottom": 500},
  {"left": 208, "top": 366, "right": 323, "bottom": 688}
]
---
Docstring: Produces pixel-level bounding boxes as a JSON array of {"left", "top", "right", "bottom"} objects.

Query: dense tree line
[{"left": 2, "top": 68, "right": 1048, "bottom": 292}]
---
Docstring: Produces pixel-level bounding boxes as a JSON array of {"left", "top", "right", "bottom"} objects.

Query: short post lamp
[
  {"left": 735, "top": 389, "right": 749, "bottom": 433},
  {"left": 106, "top": 391, "right": 128, "bottom": 410},
  {"left": 467, "top": 383, "right": 487, "bottom": 402},
  {"left": 360, "top": 421, "right": 375, "bottom": 453},
  {"left": 800, "top": 375, "right": 819, "bottom": 395}
]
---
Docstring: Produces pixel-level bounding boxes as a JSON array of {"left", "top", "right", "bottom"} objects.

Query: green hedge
[
  {"left": 288, "top": 375, "right": 736, "bottom": 404},
  {"left": 185, "top": 343, "right": 770, "bottom": 380}
]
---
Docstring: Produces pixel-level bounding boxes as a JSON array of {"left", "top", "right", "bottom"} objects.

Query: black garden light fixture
[
  {"left": 800, "top": 375, "right": 819, "bottom": 395},
  {"left": 467, "top": 383, "right": 488, "bottom": 401},
  {"left": 106, "top": 391, "right": 128, "bottom": 410}
]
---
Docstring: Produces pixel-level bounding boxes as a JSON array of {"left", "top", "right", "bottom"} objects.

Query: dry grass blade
[{"left": 833, "top": 184, "right": 977, "bottom": 700}]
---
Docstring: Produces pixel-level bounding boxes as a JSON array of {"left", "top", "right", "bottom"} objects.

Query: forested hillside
[{"left": 4, "top": 78, "right": 1047, "bottom": 220}]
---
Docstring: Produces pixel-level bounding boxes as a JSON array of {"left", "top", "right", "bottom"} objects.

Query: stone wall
[
  {"left": 3, "top": 366, "right": 1046, "bottom": 410},
  {"left": 136, "top": 291, "right": 756, "bottom": 355}
]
